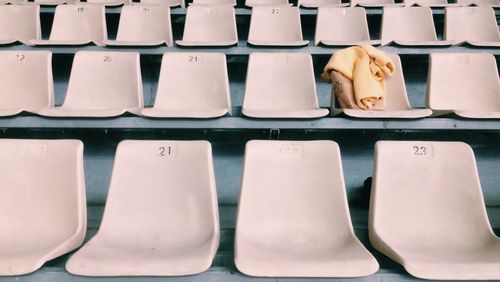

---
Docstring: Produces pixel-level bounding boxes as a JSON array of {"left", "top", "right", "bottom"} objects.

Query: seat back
[
  {"left": 248, "top": 6, "right": 304, "bottom": 43},
  {"left": 381, "top": 7, "right": 438, "bottom": 44},
  {"left": 153, "top": 52, "right": 231, "bottom": 113},
  {"left": 63, "top": 51, "right": 143, "bottom": 111},
  {"left": 445, "top": 7, "right": 500, "bottom": 42},
  {"left": 0, "top": 4, "right": 40, "bottom": 44},
  {"left": 236, "top": 140, "right": 355, "bottom": 250},
  {"left": 115, "top": 4, "right": 173, "bottom": 46},
  {"left": 315, "top": 7, "right": 371, "bottom": 45},
  {"left": 98, "top": 140, "right": 219, "bottom": 246},
  {"left": 0, "top": 139, "right": 85, "bottom": 254},
  {"left": 180, "top": 5, "right": 238, "bottom": 44},
  {"left": 236, "top": 140, "right": 353, "bottom": 249},
  {"left": 243, "top": 53, "right": 319, "bottom": 113},
  {"left": 370, "top": 141, "right": 495, "bottom": 249},
  {"left": 0, "top": 51, "right": 53, "bottom": 113},
  {"left": 427, "top": 53, "right": 500, "bottom": 112},
  {"left": 384, "top": 53, "right": 412, "bottom": 110},
  {"left": 49, "top": 4, "right": 107, "bottom": 44}
]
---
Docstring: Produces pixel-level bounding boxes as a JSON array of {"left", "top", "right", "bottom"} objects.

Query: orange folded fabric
[{"left": 321, "top": 45, "right": 395, "bottom": 110}]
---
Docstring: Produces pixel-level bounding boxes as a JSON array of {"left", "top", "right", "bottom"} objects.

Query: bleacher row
[
  {"left": 0, "top": 0, "right": 499, "bottom": 281},
  {"left": 1, "top": 0, "right": 500, "bottom": 7},
  {"left": 1, "top": 3, "right": 499, "bottom": 46},
  {"left": 1, "top": 50, "right": 498, "bottom": 118},
  {"left": 1, "top": 138, "right": 498, "bottom": 279}
]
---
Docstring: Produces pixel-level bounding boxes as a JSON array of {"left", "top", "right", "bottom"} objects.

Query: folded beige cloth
[{"left": 321, "top": 45, "right": 395, "bottom": 110}]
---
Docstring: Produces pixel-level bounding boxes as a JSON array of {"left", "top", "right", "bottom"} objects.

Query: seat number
[
  {"left": 188, "top": 56, "right": 199, "bottom": 63},
  {"left": 158, "top": 146, "right": 172, "bottom": 157},
  {"left": 413, "top": 146, "right": 427, "bottom": 156}
]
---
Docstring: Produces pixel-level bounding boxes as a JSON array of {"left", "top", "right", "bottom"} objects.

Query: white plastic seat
[
  {"left": 299, "top": 0, "right": 349, "bottom": 7},
  {"left": 30, "top": 4, "right": 106, "bottom": 46},
  {"left": 427, "top": 53, "right": 500, "bottom": 119},
  {"left": 381, "top": 7, "right": 454, "bottom": 46},
  {"left": 176, "top": 5, "right": 238, "bottom": 46},
  {"left": 332, "top": 54, "right": 432, "bottom": 118},
  {"left": 191, "top": 0, "right": 236, "bottom": 5},
  {"left": 315, "top": 7, "right": 380, "bottom": 46},
  {"left": 370, "top": 141, "right": 500, "bottom": 280},
  {"left": 351, "top": 0, "right": 404, "bottom": 7},
  {"left": 140, "top": 0, "right": 184, "bottom": 7},
  {"left": 404, "top": 0, "right": 450, "bottom": 6},
  {"left": 38, "top": 51, "right": 143, "bottom": 117},
  {"left": 104, "top": 4, "right": 173, "bottom": 46},
  {"left": 248, "top": 6, "right": 309, "bottom": 46},
  {"left": 87, "top": 0, "right": 131, "bottom": 7},
  {"left": 66, "top": 140, "right": 219, "bottom": 276},
  {"left": 457, "top": 0, "right": 499, "bottom": 6},
  {"left": 0, "top": 51, "right": 54, "bottom": 116},
  {"left": 243, "top": 53, "right": 328, "bottom": 118},
  {"left": 445, "top": 7, "right": 500, "bottom": 47},
  {"left": 0, "top": 139, "right": 86, "bottom": 276},
  {"left": 235, "top": 140, "right": 379, "bottom": 277},
  {"left": 246, "top": 0, "right": 289, "bottom": 7},
  {"left": 142, "top": 53, "right": 231, "bottom": 118},
  {"left": 0, "top": 4, "right": 41, "bottom": 45}
]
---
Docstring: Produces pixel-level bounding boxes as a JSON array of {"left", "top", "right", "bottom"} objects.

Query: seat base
[
  {"left": 141, "top": 108, "right": 230, "bottom": 118},
  {"left": 103, "top": 39, "right": 170, "bottom": 47},
  {"left": 66, "top": 236, "right": 217, "bottom": 277},
  {"left": 300, "top": 2, "right": 349, "bottom": 8},
  {"left": 235, "top": 238, "right": 379, "bottom": 277},
  {"left": 455, "top": 110, "right": 500, "bottom": 119},
  {"left": 29, "top": 40, "right": 104, "bottom": 47},
  {"left": 318, "top": 39, "right": 381, "bottom": 46},
  {"left": 333, "top": 108, "right": 433, "bottom": 118},
  {"left": 34, "top": 0, "right": 77, "bottom": 4},
  {"left": 384, "top": 40, "right": 456, "bottom": 47},
  {"left": 0, "top": 109, "right": 38, "bottom": 117},
  {"left": 248, "top": 40, "right": 310, "bottom": 47},
  {"left": 175, "top": 40, "right": 238, "bottom": 47},
  {"left": 37, "top": 108, "right": 141, "bottom": 118},
  {"left": 354, "top": 2, "right": 404, "bottom": 7},
  {"left": 242, "top": 108, "right": 329, "bottom": 118},
  {"left": 372, "top": 237, "right": 500, "bottom": 280}
]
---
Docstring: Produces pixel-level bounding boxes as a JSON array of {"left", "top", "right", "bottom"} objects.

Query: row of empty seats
[
  {"left": 1, "top": 4, "right": 499, "bottom": 47},
  {"left": 1, "top": 51, "right": 498, "bottom": 119},
  {"left": 0, "top": 139, "right": 497, "bottom": 279},
  {"left": 1, "top": 0, "right": 499, "bottom": 7}
]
